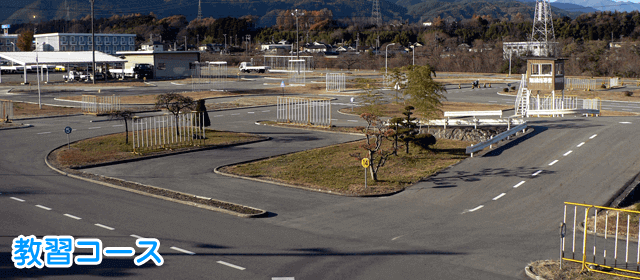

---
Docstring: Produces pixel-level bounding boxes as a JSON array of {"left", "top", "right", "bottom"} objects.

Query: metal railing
[
  {"left": 610, "top": 77, "right": 621, "bottom": 88},
  {"left": 444, "top": 110, "right": 503, "bottom": 118},
  {"left": 288, "top": 60, "right": 306, "bottom": 85},
  {"left": 0, "top": 99, "right": 13, "bottom": 121},
  {"left": 263, "top": 55, "right": 314, "bottom": 72},
  {"left": 132, "top": 112, "right": 206, "bottom": 153},
  {"left": 81, "top": 95, "right": 121, "bottom": 114},
  {"left": 562, "top": 202, "right": 640, "bottom": 279},
  {"left": 276, "top": 96, "right": 331, "bottom": 127},
  {"left": 566, "top": 78, "right": 597, "bottom": 91},
  {"left": 326, "top": 73, "right": 346, "bottom": 92},
  {"left": 465, "top": 122, "right": 527, "bottom": 157},
  {"left": 190, "top": 61, "right": 227, "bottom": 91},
  {"left": 422, "top": 117, "right": 524, "bottom": 130}
]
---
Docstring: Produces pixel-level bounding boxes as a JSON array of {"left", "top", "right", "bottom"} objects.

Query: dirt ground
[{"left": 11, "top": 101, "right": 81, "bottom": 118}]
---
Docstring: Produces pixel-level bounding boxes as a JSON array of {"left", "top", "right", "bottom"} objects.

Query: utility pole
[
  {"left": 291, "top": 9, "right": 304, "bottom": 59},
  {"left": 197, "top": 0, "right": 203, "bottom": 20},
  {"left": 184, "top": 36, "right": 187, "bottom": 51},
  {"left": 223, "top": 34, "right": 227, "bottom": 53},
  {"left": 90, "top": 0, "right": 95, "bottom": 84}
]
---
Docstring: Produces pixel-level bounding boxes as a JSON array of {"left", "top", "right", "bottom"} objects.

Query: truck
[
  {"left": 238, "top": 62, "right": 270, "bottom": 73},
  {"left": 109, "top": 63, "right": 154, "bottom": 80}
]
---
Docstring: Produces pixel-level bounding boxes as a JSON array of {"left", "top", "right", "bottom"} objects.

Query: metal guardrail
[
  {"left": 562, "top": 202, "right": 640, "bottom": 279},
  {"left": 422, "top": 118, "right": 525, "bottom": 129},
  {"left": 465, "top": 122, "right": 527, "bottom": 157},
  {"left": 444, "top": 110, "right": 503, "bottom": 118},
  {"left": 1, "top": 99, "right": 13, "bottom": 121}
]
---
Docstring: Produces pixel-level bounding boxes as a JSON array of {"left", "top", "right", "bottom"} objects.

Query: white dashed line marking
[
  {"left": 468, "top": 205, "right": 484, "bottom": 212},
  {"left": 214, "top": 115, "right": 223, "bottom": 117},
  {"left": 35, "top": 205, "right": 52, "bottom": 211},
  {"left": 620, "top": 122, "right": 632, "bottom": 124},
  {"left": 492, "top": 193, "right": 506, "bottom": 201},
  {"left": 11, "top": 197, "right": 25, "bottom": 202},
  {"left": 64, "top": 214, "right": 82, "bottom": 220},
  {"left": 330, "top": 119, "right": 338, "bottom": 121},
  {"left": 171, "top": 246, "right": 196, "bottom": 255},
  {"left": 577, "top": 142, "right": 585, "bottom": 147},
  {"left": 88, "top": 127, "right": 101, "bottom": 129},
  {"left": 130, "top": 234, "right": 144, "bottom": 239},
  {"left": 248, "top": 112, "right": 255, "bottom": 114},
  {"left": 112, "top": 124, "right": 124, "bottom": 127},
  {"left": 95, "top": 224, "right": 115, "bottom": 231},
  {"left": 262, "top": 110, "right": 270, "bottom": 112},
  {"left": 513, "top": 181, "right": 526, "bottom": 188},
  {"left": 391, "top": 235, "right": 403, "bottom": 241},
  {"left": 589, "top": 134, "right": 597, "bottom": 139},
  {"left": 347, "top": 120, "right": 358, "bottom": 122},
  {"left": 548, "top": 160, "right": 559, "bottom": 166},
  {"left": 217, "top": 260, "right": 245, "bottom": 270},
  {"left": 531, "top": 170, "right": 542, "bottom": 177},
  {"left": 37, "top": 132, "right": 51, "bottom": 135},
  {"left": 231, "top": 113, "right": 240, "bottom": 116},
  {"left": 563, "top": 151, "right": 573, "bottom": 156}
]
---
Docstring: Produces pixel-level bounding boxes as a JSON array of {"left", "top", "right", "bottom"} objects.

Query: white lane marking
[
  {"left": 620, "top": 122, "right": 632, "bottom": 124},
  {"left": 589, "top": 134, "right": 597, "bottom": 139},
  {"left": 112, "top": 124, "right": 124, "bottom": 127},
  {"left": 468, "top": 205, "right": 484, "bottom": 212},
  {"left": 548, "top": 160, "right": 559, "bottom": 166},
  {"left": 214, "top": 115, "right": 223, "bottom": 117},
  {"left": 563, "top": 151, "right": 573, "bottom": 156},
  {"left": 513, "top": 181, "right": 526, "bottom": 188},
  {"left": 330, "top": 119, "right": 338, "bottom": 121},
  {"left": 231, "top": 113, "right": 240, "bottom": 116},
  {"left": 488, "top": 101, "right": 497, "bottom": 103},
  {"left": 262, "top": 110, "right": 271, "bottom": 112},
  {"left": 347, "top": 120, "right": 358, "bottom": 122},
  {"left": 64, "top": 214, "right": 82, "bottom": 220},
  {"left": 95, "top": 223, "right": 115, "bottom": 231},
  {"left": 130, "top": 234, "right": 144, "bottom": 239},
  {"left": 11, "top": 197, "right": 25, "bottom": 202},
  {"left": 492, "top": 193, "right": 506, "bottom": 201},
  {"left": 171, "top": 246, "right": 196, "bottom": 255},
  {"left": 391, "top": 235, "right": 404, "bottom": 241},
  {"left": 35, "top": 205, "right": 52, "bottom": 211},
  {"left": 577, "top": 142, "right": 585, "bottom": 147},
  {"left": 37, "top": 132, "right": 51, "bottom": 135},
  {"left": 248, "top": 112, "right": 255, "bottom": 114},
  {"left": 88, "top": 127, "right": 101, "bottom": 129},
  {"left": 531, "top": 170, "right": 542, "bottom": 177},
  {"left": 217, "top": 260, "right": 245, "bottom": 270}
]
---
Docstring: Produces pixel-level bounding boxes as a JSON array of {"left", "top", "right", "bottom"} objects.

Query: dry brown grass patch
[{"left": 12, "top": 102, "right": 81, "bottom": 118}]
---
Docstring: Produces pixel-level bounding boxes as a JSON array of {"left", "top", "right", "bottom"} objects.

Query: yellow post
[
  {"left": 581, "top": 207, "right": 590, "bottom": 272},
  {"left": 458, "top": 84, "right": 461, "bottom": 89}
]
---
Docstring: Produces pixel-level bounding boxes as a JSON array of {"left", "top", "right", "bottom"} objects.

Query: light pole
[
  {"left": 411, "top": 43, "right": 415, "bottom": 65},
  {"left": 223, "top": 34, "right": 227, "bottom": 53},
  {"left": 35, "top": 42, "right": 42, "bottom": 109},
  {"left": 385, "top": 43, "right": 395, "bottom": 77},
  {"left": 90, "top": 0, "right": 95, "bottom": 84},
  {"left": 291, "top": 9, "right": 304, "bottom": 59}
]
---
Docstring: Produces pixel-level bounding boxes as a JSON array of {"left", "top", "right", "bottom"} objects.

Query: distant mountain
[
  {"left": 549, "top": 2, "right": 598, "bottom": 14},
  {"left": 553, "top": 0, "right": 640, "bottom": 12}
]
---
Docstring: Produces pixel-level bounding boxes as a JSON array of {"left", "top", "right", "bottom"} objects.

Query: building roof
[
  {"left": 0, "top": 51, "right": 126, "bottom": 65},
  {"left": 116, "top": 50, "right": 200, "bottom": 55},
  {"left": 34, "top": 33, "right": 135, "bottom": 37}
]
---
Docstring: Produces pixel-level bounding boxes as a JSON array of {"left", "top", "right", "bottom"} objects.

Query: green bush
[{"left": 413, "top": 134, "right": 437, "bottom": 150}]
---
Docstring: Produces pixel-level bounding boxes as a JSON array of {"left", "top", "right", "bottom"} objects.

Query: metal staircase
[{"left": 514, "top": 75, "right": 529, "bottom": 117}]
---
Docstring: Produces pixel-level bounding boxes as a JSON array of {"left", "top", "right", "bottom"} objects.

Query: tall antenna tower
[
  {"left": 371, "top": 0, "right": 381, "bottom": 27},
  {"left": 530, "top": 0, "right": 556, "bottom": 57},
  {"left": 197, "top": 0, "right": 203, "bottom": 20}
]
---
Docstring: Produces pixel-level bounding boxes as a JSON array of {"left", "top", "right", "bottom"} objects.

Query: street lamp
[
  {"left": 385, "top": 43, "right": 395, "bottom": 77},
  {"left": 35, "top": 42, "right": 42, "bottom": 109},
  {"left": 90, "top": 0, "right": 95, "bottom": 84},
  {"left": 291, "top": 9, "right": 304, "bottom": 59}
]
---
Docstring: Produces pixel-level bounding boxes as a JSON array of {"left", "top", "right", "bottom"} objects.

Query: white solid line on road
[
  {"left": 262, "top": 110, "right": 270, "bottom": 112},
  {"left": 88, "top": 127, "right": 101, "bottom": 129},
  {"left": 95, "top": 223, "right": 115, "bottom": 231},
  {"left": 37, "top": 132, "right": 51, "bottom": 135},
  {"left": 347, "top": 120, "right": 358, "bottom": 122},
  {"left": 468, "top": 205, "right": 484, "bottom": 212},
  {"left": 563, "top": 151, "right": 573, "bottom": 156},
  {"left": 214, "top": 115, "right": 223, "bottom": 117},
  {"left": 391, "top": 235, "right": 403, "bottom": 241},
  {"left": 548, "top": 160, "right": 559, "bottom": 166},
  {"left": 171, "top": 246, "right": 196, "bottom": 255},
  {"left": 248, "top": 112, "right": 255, "bottom": 114},
  {"left": 64, "top": 214, "right": 82, "bottom": 220},
  {"left": 513, "top": 181, "right": 526, "bottom": 188},
  {"left": 531, "top": 170, "right": 542, "bottom": 177},
  {"left": 577, "top": 142, "right": 585, "bottom": 147},
  {"left": 330, "top": 119, "right": 338, "bottom": 121},
  {"left": 35, "top": 205, "right": 52, "bottom": 211},
  {"left": 130, "top": 234, "right": 144, "bottom": 239},
  {"left": 231, "top": 113, "right": 240, "bottom": 115},
  {"left": 112, "top": 124, "right": 124, "bottom": 127},
  {"left": 11, "top": 197, "right": 25, "bottom": 202},
  {"left": 492, "top": 193, "right": 506, "bottom": 201},
  {"left": 217, "top": 260, "right": 245, "bottom": 270},
  {"left": 620, "top": 122, "right": 632, "bottom": 124},
  {"left": 589, "top": 134, "right": 597, "bottom": 139}
]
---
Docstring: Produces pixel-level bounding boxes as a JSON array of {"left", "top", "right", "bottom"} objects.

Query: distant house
[
  {"left": 0, "top": 34, "right": 18, "bottom": 52},
  {"left": 199, "top": 44, "right": 223, "bottom": 52},
  {"left": 260, "top": 41, "right": 292, "bottom": 52},
  {"left": 33, "top": 33, "right": 136, "bottom": 55},
  {"left": 141, "top": 41, "right": 164, "bottom": 51},
  {"left": 303, "top": 42, "right": 332, "bottom": 53}
]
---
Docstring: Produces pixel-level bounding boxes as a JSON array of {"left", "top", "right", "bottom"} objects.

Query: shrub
[
  {"left": 413, "top": 134, "right": 437, "bottom": 150},
  {"left": 503, "top": 88, "right": 509, "bottom": 92}
]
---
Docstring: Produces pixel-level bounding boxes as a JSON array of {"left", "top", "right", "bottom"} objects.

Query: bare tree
[
  {"left": 109, "top": 110, "right": 134, "bottom": 144},
  {"left": 155, "top": 93, "right": 196, "bottom": 136},
  {"left": 350, "top": 113, "right": 397, "bottom": 181}
]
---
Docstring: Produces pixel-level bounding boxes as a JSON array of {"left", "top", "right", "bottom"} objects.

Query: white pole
[
  {"left": 615, "top": 212, "right": 619, "bottom": 265},
  {"left": 573, "top": 206, "right": 577, "bottom": 259}
]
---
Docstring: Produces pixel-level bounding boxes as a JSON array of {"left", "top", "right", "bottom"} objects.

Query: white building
[
  {"left": 0, "top": 34, "right": 18, "bottom": 52},
  {"left": 34, "top": 33, "right": 136, "bottom": 55},
  {"left": 502, "top": 41, "right": 559, "bottom": 59}
]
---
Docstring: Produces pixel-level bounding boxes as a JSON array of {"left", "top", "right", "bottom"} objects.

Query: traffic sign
[
  {"left": 361, "top": 158, "right": 370, "bottom": 168},
  {"left": 64, "top": 126, "right": 72, "bottom": 134},
  {"left": 280, "top": 81, "right": 285, "bottom": 88}
]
